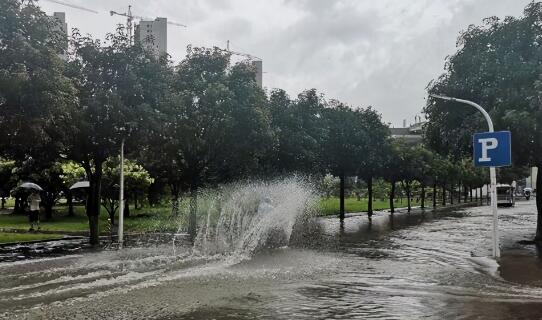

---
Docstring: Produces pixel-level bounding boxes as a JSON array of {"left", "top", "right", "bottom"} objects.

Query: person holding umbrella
[
  {"left": 19, "top": 182, "right": 43, "bottom": 231},
  {"left": 27, "top": 190, "right": 41, "bottom": 231}
]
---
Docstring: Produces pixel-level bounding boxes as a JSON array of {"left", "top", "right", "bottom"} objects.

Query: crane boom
[
  {"left": 229, "top": 50, "right": 261, "bottom": 61},
  {"left": 110, "top": 9, "right": 187, "bottom": 28},
  {"left": 43, "top": 0, "right": 98, "bottom": 13}
]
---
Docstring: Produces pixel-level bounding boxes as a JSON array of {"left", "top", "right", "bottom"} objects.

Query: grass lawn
[
  {"left": 320, "top": 197, "right": 421, "bottom": 216},
  {"left": 0, "top": 204, "right": 178, "bottom": 235},
  {"left": 0, "top": 206, "right": 108, "bottom": 232},
  {"left": 0, "top": 196, "right": 424, "bottom": 243},
  {"left": 0, "top": 232, "right": 64, "bottom": 244}
]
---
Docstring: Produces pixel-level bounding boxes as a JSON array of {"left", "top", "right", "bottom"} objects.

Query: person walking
[{"left": 27, "top": 191, "right": 41, "bottom": 231}]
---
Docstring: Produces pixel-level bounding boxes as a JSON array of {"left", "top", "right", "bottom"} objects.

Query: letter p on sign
[{"left": 473, "top": 131, "right": 512, "bottom": 167}]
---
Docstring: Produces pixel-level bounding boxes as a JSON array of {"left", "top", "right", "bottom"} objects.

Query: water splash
[{"left": 190, "top": 177, "right": 318, "bottom": 259}]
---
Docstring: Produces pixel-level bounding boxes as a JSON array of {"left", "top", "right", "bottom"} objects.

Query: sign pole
[
  {"left": 430, "top": 94, "right": 500, "bottom": 258},
  {"left": 489, "top": 167, "right": 499, "bottom": 257}
]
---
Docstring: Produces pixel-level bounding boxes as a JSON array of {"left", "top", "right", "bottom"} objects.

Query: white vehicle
[{"left": 496, "top": 184, "right": 515, "bottom": 207}]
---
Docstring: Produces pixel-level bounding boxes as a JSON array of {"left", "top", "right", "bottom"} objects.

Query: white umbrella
[
  {"left": 19, "top": 182, "right": 43, "bottom": 191},
  {"left": 69, "top": 181, "right": 90, "bottom": 190}
]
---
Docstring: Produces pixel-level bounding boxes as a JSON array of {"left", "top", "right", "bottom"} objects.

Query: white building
[{"left": 134, "top": 18, "right": 167, "bottom": 56}]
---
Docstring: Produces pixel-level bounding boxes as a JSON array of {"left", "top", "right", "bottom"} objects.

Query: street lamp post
[
  {"left": 118, "top": 138, "right": 125, "bottom": 249},
  {"left": 430, "top": 94, "right": 500, "bottom": 258}
]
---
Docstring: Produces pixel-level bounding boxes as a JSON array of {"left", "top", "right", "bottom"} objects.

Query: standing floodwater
[{"left": 1, "top": 180, "right": 542, "bottom": 319}]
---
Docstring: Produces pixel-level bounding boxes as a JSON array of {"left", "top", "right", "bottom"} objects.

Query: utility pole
[{"left": 430, "top": 94, "right": 500, "bottom": 258}]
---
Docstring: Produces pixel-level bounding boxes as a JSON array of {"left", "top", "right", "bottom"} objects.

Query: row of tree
[
  {"left": 424, "top": 2, "right": 542, "bottom": 241},
  {"left": 0, "top": 0, "right": 538, "bottom": 244}
]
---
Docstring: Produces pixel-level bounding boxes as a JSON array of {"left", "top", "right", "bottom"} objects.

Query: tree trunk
[
  {"left": 535, "top": 167, "right": 542, "bottom": 242},
  {"left": 450, "top": 184, "right": 454, "bottom": 205},
  {"left": 339, "top": 174, "right": 345, "bottom": 221},
  {"left": 367, "top": 177, "right": 374, "bottom": 217},
  {"left": 44, "top": 203, "right": 53, "bottom": 220},
  {"left": 189, "top": 179, "right": 198, "bottom": 241},
  {"left": 389, "top": 181, "right": 396, "bottom": 214},
  {"left": 88, "top": 214, "right": 99, "bottom": 246},
  {"left": 67, "top": 191, "right": 74, "bottom": 216},
  {"left": 109, "top": 205, "right": 115, "bottom": 226},
  {"left": 123, "top": 197, "right": 130, "bottom": 218},
  {"left": 433, "top": 182, "right": 437, "bottom": 208},
  {"left": 86, "top": 163, "right": 103, "bottom": 246},
  {"left": 464, "top": 185, "right": 468, "bottom": 202},
  {"left": 13, "top": 197, "right": 20, "bottom": 214},
  {"left": 457, "top": 184, "right": 461, "bottom": 204},
  {"left": 421, "top": 184, "right": 426, "bottom": 209},
  {"left": 470, "top": 187, "right": 473, "bottom": 202},
  {"left": 442, "top": 184, "right": 446, "bottom": 206},
  {"left": 1, "top": 197, "right": 5, "bottom": 209},
  {"left": 406, "top": 182, "right": 412, "bottom": 212},
  {"left": 170, "top": 184, "right": 180, "bottom": 217}
]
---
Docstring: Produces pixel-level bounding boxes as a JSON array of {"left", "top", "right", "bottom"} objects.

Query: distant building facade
[
  {"left": 48, "top": 12, "right": 68, "bottom": 58},
  {"left": 134, "top": 18, "right": 167, "bottom": 56},
  {"left": 251, "top": 60, "right": 263, "bottom": 88},
  {"left": 390, "top": 119, "right": 425, "bottom": 145}
]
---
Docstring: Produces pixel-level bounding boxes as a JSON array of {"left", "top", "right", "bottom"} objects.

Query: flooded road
[{"left": 1, "top": 201, "right": 542, "bottom": 319}]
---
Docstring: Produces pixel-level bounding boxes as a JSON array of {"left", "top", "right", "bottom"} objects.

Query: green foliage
[
  {"left": 267, "top": 89, "right": 327, "bottom": 174},
  {"left": 321, "top": 103, "right": 368, "bottom": 177},
  {"left": 0, "top": 0, "right": 75, "bottom": 160},
  {"left": 425, "top": 2, "right": 542, "bottom": 167},
  {"left": 59, "top": 161, "right": 86, "bottom": 188}
]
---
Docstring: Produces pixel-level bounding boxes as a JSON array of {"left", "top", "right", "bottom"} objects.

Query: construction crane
[
  {"left": 110, "top": 5, "right": 187, "bottom": 44},
  {"left": 224, "top": 40, "right": 263, "bottom": 87},
  {"left": 42, "top": 0, "right": 98, "bottom": 14},
  {"left": 225, "top": 40, "right": 262, "bottom": 61}
]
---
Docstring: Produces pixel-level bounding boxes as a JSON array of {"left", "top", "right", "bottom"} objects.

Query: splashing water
[{"left": 188, "top": 177, "right": 318, "bottom": 259}]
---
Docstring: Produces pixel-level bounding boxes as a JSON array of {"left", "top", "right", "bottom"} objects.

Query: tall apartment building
[
  {"left": 134, "top": 18, "right": 167, "bottom": 56},
  {"left": 48, "top": 12, "right": 68, "bottom": 58}
]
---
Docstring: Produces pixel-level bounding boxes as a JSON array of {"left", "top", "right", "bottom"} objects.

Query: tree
[
  {"left": 321, "top": 104, "right": 368, "bottom": 220},
  {"left": 381, "top": 142, "right": 402, "bottom": 214},
  {"left": 425, "top": 2, "right": 542, "bottom": 241},
  {"left": 100, "top": 157, "right": 153, "bottom": 225},
  {"left": 357, "top": 108, "right": 391, "bottom": 218},
  {"left": 267, "top": 89, "right": 326, "bottom": 174},
  {"left": 49, "top": 28, "right": 164, "bottom": 244},
  {"left": 160, "top": 47, "right": 273, "bottom": 239},
  {"left": 0, "top": 0, "right": 76, "bottom": 215},
  {"left": 12, "top": 157, "right": 65, "bottom": 220}
]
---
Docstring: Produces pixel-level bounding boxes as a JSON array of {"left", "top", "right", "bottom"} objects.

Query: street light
[
  {"left": 429, "top": 94, "right": 500, "bottom": 258},
  {"left": 118, "top": 138, "right": 125, "bottom": 249}
]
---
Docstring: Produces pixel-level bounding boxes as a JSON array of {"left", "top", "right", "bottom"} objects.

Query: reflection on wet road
[{"left": 2, "top": 201, "right": 542, "bottom": 319}]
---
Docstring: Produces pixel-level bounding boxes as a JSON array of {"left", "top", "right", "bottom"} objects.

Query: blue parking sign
[{"left": 473, "top": 131, "right": 512, "bottom": 167}]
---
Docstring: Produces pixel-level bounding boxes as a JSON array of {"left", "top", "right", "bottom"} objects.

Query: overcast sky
[{"left": 39, "top": 0, "right": 530, "bottom": 127}]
